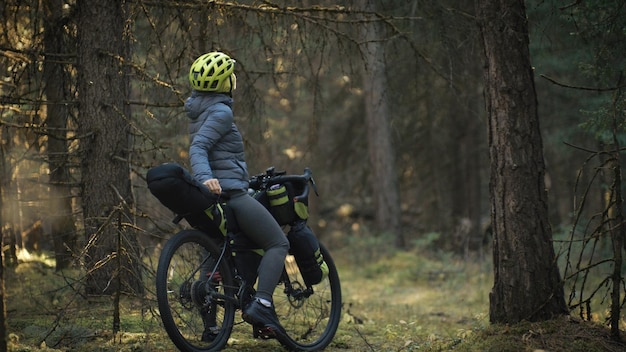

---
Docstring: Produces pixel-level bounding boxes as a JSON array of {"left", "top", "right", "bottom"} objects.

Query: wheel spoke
[
  {"left": 156, "top": 230, "right": 235, "bottom": 351},
  {"left": 273, "top": 244, "right": 342, "bottom": 350}
]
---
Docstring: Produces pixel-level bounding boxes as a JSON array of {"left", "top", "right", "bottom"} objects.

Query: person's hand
[{"left": 203, "top": 178, "right": 222, "bottom": 195}]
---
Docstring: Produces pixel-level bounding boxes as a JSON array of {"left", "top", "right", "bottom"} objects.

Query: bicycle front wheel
[
  {"left": 274, "top": 243, "right": 342, "bottom": 351},
  {"left": 156, "top": 229, "right": 236, "bottom": 352}
]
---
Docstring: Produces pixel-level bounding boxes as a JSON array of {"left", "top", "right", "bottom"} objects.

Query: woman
[{"left": 185, "top": 51, "right": 289, "bottom": 339}]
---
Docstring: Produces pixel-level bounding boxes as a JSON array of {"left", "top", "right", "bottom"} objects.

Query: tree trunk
[
  {"left": 0, "top": 121, "right": 7, "bottom": 352},
  {"left": 360, "top": 0, "right": 403, "bottom": 248},
  {"left": 0, "top": 17, "right": 4, "bottom": 352},
  {"left": 475, "top": 0, "right": 568, "bottom": 323},
  {"left": 0, "top": 126, "right": 18, "bottom": 267},
  {"left": 451, "top": 105, "right": 485, "bottom": 257},
  {"left": 0, "top": 246, "right": 5, "bottom": 352},
  {"left": 44, "top": 0, "right": 77, "bottom": 271},
  {"left": 77, "top": 0, "right": 142, "bottom": 295}
]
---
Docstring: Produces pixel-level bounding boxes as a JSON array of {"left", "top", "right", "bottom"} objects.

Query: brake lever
[{"left": 310, "top": 176, "right": 319, "bottom": 197}]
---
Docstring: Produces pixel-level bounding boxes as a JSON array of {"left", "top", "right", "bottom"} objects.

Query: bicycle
[{"left": 149, "top": 165, "right": 342, "bottom": 351}]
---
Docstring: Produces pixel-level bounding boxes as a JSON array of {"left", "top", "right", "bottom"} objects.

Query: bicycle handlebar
[{"left": 249, "top": 166, "right": 318, "bottom": 200}]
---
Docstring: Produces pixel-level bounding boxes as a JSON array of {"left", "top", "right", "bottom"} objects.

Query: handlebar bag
[
  {"left": 288, "top": 221, "right": 329, "bottom": 286},
  {"left": 146, "top": 163, "right": 226, "bottom": 237},
  {"left": 266, "top": 184, "right": 297, "bottom": 225},
  {"left": 262, "top": 182, "right": 309, "bottom": 225}
]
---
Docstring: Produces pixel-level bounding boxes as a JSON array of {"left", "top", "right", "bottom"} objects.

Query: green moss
[{"left": 6, "top": 250, "right": 625, "bottom": 351}]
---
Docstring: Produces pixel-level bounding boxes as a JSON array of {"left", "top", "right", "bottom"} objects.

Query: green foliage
[
  {"left": 333, "top": 247, "right": 492, "bottom": 350},
  {"left": 340, "top": 230, "right": 399, "bottom": 266},
  {"left": 458, "top": 317, "right": 623, "bottom": 352},
  {"left": 6, "top": 249, "right": 624, "bottom": 351},
  {"left": 411, "top": 231, "right": 441, "bottom": 250}
]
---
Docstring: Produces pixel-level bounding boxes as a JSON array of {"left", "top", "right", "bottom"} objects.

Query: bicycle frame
[
  {"left": 202, "top": 225, "right": 315, "bottom": 309},
  {"left": 153, "top": 166, "right": 341, "bottom": 352}
]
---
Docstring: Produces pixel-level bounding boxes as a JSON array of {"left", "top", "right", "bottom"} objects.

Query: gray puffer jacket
[{"left": 185, "top": 91, "right": 249, "bottom": 191}]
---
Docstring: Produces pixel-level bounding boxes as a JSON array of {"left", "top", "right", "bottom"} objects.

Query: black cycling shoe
[{"left": 242, "top": 300, "right": 287, "bottom": 337}]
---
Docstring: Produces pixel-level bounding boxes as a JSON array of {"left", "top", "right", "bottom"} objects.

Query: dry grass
[{"left": 5, "top": 247, "right": 626, "bottom": 352}]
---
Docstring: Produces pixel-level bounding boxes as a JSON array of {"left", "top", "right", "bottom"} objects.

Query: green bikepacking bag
[
  {"left": 264, "top": 182, "right": 309, "bottom": 225},
  {"left": 288, "top": 221, "right": 329, "bottom": 286},
  {"left": 146, "top": 162, "right": 227, "bottom": 238}
]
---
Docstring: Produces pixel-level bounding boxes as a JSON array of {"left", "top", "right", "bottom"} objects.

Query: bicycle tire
[
  {"left": 274, "top": 243, "right": 342, "bottom": 351},
  {"left": 156, "top": 229, "right": 236, "bottom": 352}
]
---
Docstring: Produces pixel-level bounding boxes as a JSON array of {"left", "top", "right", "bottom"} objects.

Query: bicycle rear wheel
[
  {"left": 274, "top": 243, "right": 342, "bottom": 351},
  {"left": 156, "top": 229, "right": 236, "bottom": 352}
]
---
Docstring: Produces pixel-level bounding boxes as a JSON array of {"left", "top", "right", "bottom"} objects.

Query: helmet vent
[{"left": 189, "top": 52, "right": 235, "bottom": 92}]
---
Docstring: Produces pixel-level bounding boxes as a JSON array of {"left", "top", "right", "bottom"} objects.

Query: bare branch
[{"left": 540, "top": 74, "right": 626, "bottom": 92}]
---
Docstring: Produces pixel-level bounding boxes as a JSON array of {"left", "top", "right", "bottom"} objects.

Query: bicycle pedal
[{"left": 253, "top": 325, "right": 276, "bottom": 340}]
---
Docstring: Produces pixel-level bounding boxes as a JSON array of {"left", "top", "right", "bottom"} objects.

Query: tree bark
[
  {"left": 0, "top": 122, "right": 7, "bottom": 352},
  {"left": 0, "top": 5, "right": 9, "bottom": 351},
  {"left": 44, "top": 0, "right": 77, "bottom": 271},
  {"left": 475, "top": 0, "right": 568, "bottom": 323},
  {"left": 0, "top": 126, "right": 18, "bottom": 267},
  {"left": 77, "top": 0, "right": 142, "bottom": 295},
  {"left": 360, "top": 0, "right": 403, "bottom": 247}
]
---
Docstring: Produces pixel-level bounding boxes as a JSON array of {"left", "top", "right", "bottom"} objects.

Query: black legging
[{"left": 227, "top": 191, "right": 289, "bottom": 302}]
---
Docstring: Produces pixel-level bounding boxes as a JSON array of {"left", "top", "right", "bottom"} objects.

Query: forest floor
[{"left": 5, "top": 246, "right": 626, "bottom": 352}]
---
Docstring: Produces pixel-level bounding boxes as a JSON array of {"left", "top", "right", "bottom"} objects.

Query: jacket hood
[{"left": 184, "top": 91, "right": 233, "bottom": 120}]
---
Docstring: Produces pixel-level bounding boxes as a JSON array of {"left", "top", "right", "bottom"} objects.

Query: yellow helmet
[{"left": 189, "top": 52, "right": 235, "bottom": 92}]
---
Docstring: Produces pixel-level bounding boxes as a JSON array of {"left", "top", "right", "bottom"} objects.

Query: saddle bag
[
  {"left": 146, "top": 163, "right": 226, "bottom": 237},
  {"left": 288, "top": 221, "right": 329, "bottom": 286}
]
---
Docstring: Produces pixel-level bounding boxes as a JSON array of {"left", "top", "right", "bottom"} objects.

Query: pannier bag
[
  {"left": 288, "top": 221, "right": 329, "bottom": 286},
  {"left": 146, "top": 163, "right": 226, "bottom": 237}
]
